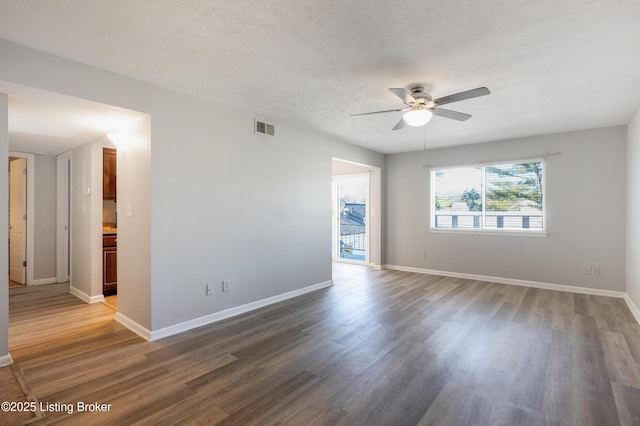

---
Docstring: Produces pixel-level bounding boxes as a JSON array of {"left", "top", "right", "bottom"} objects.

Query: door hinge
[
  {"left": 22, "top": 261, "right": 26, "bottom": 267},
  {"left": 23, "top": 214, "right": 27, "bottom": 221},
  {"left": 23, "top": 168, "right": 27, "bottom": 175}
]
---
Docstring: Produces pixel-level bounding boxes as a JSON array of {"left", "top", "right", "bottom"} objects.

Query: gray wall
[
  {"left": 117, "top": 117, "right": 151, "bottom": 330},
  {"left": 148, "top": 88, "right": 384, "bottom": 329},
  {"left": 627, "top": 107, "right": 640, "bottom": 307},
  {"left": 385, "top": 126, "right": 627, "bottom": 291},
  {"left": 34, "top": 154, "right": 56, "bottom": 280},
  {"left": 70, "top": 141, "right": 102, "bottom": 300}
]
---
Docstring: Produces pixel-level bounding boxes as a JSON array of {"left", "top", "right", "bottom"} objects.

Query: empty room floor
[{"left": 6, "top": 263, "right": 640, "bottom": 425}]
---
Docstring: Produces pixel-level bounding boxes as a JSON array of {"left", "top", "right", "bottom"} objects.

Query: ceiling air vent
[{"left": 254, "top": 119, "right": 275, "bottom": 136}]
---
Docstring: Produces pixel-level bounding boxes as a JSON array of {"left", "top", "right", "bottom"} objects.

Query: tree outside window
[{"left": 431, "top": 160, "right": 544, "bottom": 231}]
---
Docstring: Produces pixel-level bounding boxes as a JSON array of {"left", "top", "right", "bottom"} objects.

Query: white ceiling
[
  {"left": 1, "top": 0, "right": 639, "bottom": 154},
  {"left": 1, "top": 82, "right": 147, "bottom": 155}
]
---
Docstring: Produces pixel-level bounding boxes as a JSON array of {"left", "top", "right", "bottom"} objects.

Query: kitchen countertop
[{"left": 103, "top": 226, "right": 117, "bottom": 235}]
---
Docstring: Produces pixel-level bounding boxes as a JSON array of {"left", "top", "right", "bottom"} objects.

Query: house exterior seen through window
[{"left": 430, "top": 159, "right": 545, "bottom": 232}]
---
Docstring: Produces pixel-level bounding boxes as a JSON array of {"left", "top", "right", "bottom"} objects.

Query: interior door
[{"left": 9, "top": 157, "right": 27, "bottom": 284}]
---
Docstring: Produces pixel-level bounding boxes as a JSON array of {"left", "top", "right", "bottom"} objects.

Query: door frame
[
  {"left": 332, "top": 158, "right": 382, "bottom": 268},
  {"left": 8, "top": 151, "right": 34, "bottom": 285},
  {"left": 56, "top": 150, "right": 72, "bottom": 283}
]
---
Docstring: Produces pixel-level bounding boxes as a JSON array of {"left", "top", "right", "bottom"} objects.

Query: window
[{"left": 430, "top": 159, "right": 544, "bottom": 233}]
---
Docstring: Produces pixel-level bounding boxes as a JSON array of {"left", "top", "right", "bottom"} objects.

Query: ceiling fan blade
[
  {"left": 432, "top": 108, "right": 472, "bottom": 121},
  {"left": 392, "top": 118, "right": 406, "bottom": 131},
  {"left": 434, "top": 87, "right": 490, "bottom": 106},
  {"left": 351, "top": 108, "right": 404, "bottom": 117},
  {"left": 389, "top": 88, "right": 417, "bottom": 106}
]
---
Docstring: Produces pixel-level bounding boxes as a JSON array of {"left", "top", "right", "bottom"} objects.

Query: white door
[{"left": 9, "top": 157, "right": 27, "bottom": 284}]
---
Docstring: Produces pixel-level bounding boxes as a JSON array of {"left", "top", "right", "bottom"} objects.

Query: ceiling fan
[{"left": 352, "top": 86, "right": 490, "bottom": 130}]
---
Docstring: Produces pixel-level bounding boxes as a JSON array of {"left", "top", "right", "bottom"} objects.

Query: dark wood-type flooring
[{"left": 7, "top": 263, "right": 640, "bottom": 425}]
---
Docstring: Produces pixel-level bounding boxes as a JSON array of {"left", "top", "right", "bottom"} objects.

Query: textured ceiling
[{"left": 1, "top": 0, "right": 639, "bottom": 154}]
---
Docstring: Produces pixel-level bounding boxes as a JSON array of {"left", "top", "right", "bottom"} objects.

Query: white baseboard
[
  {"left": 91, "top": 294, "right": 106, "bottom": 303},
  {"left": 149, "top": 280, "right": 334, "bottom": 341},
  {"left": 333, "top": 258, "right": 368, "bottom": 266},
  {"left": 624, "top": 294, "right": 640, "bottom": 325},
  {"left": 69, "top": 286, "right": 105, "bottom": 304},
  {"left": 333, "top": 259, "right": 382, "bottom": 269},
  {"left": 385, "top": 264, "right": 640, "bottom": 326},
  {"left": 114, "top": 312, "right": 152, "bottom": 341},
  {"left": 383, "top": 264, "right": 628, "bottom": 299},
  {"left": 30, "top": 277, "right": 57, "bottom": 286},
  {"left": 0, "top": 353, "right": 14, "bottom": 367}
]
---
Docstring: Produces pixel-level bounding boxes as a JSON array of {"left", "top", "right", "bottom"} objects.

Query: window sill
[{"left": 430, "top": 228, "right": 548, "bottom": 238}]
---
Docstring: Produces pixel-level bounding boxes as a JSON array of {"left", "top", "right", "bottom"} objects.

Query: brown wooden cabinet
[
  {"left": 103, "top": 148, "right": 117, "bottom": 200},
  {"left": 103, "top": 234, "right": 117, "bottom": 296}
]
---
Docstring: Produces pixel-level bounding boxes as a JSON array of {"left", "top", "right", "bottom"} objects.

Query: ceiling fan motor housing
[
  {"left": 409, "top": 87, "right": 434, "bottom": 110},
  {"left": 410, "top": 87, "right": 432, "bottom": 102}
]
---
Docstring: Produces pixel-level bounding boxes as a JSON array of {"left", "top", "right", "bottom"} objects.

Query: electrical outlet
[
  {"left": 222, "top": 281, "right": 230, "bottom": 293},
  {"left": 592, "top": 266, "right": 601, "bottom": 276},
  {"left": 205, "top": 284, "right": 213, "bottom": 296}
]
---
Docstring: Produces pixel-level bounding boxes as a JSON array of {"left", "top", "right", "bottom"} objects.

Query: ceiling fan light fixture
[{"left": 403, "top": 108, "right": 433, "bottom": 126}]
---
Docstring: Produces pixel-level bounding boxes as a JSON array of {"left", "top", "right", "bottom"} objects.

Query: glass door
[{"left": 332, "top": 174, "right": 368, "bottom": 262}]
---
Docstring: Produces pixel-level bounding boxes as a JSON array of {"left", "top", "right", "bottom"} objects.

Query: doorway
[
  {"left": 2, "top": 85, "right": 152, "bottom": 367},
  {"left": 332, "top": 158, "right": 382, "bottom": 268},
  {"left": 333, "top": 174, "right": 369, "bottom": 263},
  {"left": 7, "top": 152, "right": 34, "bottom": 286}
]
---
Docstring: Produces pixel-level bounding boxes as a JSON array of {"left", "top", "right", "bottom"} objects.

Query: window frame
[{"left": 429, "top": 158, "right": 547, "bottom": 237}]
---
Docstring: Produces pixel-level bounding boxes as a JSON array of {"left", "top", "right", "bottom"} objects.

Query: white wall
[
  {"left": 0, "top": 93, "right": 9, "bottom": 364},
  {"left": 627, "top": 107, "right": 640, "bottom": 308},
  {"left": 34, "top": 154, "right": 56, "bottom": 281},
  {"left": 385, "top": 126, "right": 627, "bottom": 291},
  {"left": 0, "top": 39, "right": 384, "bottom": 338}
]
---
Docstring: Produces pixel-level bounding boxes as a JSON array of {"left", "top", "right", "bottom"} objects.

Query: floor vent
[{"left": 255, "top": 119, "right": 275, "bottom": 136}]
